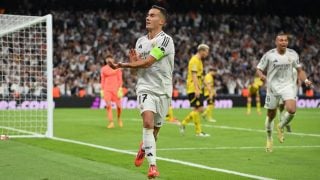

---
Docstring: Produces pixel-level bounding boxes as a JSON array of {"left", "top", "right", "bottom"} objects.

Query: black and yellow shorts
[
  {"left": 204, "top": 95, "right": 215, "bottom": 105},
  {"left": 188, "top": 93, "right": 204, "bottom": 108}
]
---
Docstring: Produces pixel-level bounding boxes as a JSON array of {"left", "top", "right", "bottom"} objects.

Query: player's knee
[
  {"left": 267, "top": 110, "right": 276, "bottom": 119},
  {"left": 143, "top": 120, "right": 154, "bottom": 128},
  {"left": 106, "top": 104, "right": 112, "bottom": 108},
  {"left": 287, "top": 108, "right": 296, "bottom": 114}
]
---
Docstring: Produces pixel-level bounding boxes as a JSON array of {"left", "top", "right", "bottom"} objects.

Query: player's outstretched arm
[
  {"left": 297, "top": 68, "right": 312, "bottom": 87},
  {"left": 256, "top": 68, "right": 266, "bottom": 82}
]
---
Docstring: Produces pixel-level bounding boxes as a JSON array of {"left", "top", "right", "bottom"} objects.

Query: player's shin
[
  {"left": 256, "top": 102, "right": 261, "bottom": 114},
  {"left": 280, "top": 112, "right": 295, "bottom": 128},
  {"left": 182, "top": 111, "right": 194, "bottom": 125},
  {"left": 107, "top": 105, "right": 113, "bottom": 121},
  {"left": 206, "top": 105, "right": 213, "bottom": 119},
  {"left": 143, "top": 128, "right": 156, "bottom": 165},
  {"left": 247, "top": 102, "right": 251, "bottom": 114},
  {"left": 117, "top": 106, "right": 122, "bottom": 119},
  {"left": 265, "top": 117, "right": 274, "bottom": 140},
  {"left": 167, "top": 107, "right": 174, "bottom": 121},
  {"left": 194, "top": 111, "right": 202, "bottom": 134}
]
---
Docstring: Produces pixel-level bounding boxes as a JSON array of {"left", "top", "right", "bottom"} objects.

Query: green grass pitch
[{"left": 1, "top": 108, "right": 319, "bottom": 179}]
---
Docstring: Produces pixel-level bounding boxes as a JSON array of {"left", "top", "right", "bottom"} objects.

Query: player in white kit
[
  {"left": 278, "top": 68, "right": 299, "bottom": 132},
  {"left": 108, "top": 5, "right": 174, "bottom": 179},
  {"left": 256, "top": 33, "right": 312, "bottom": 152}
]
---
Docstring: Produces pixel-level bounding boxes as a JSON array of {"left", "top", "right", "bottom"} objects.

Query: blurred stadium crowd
[{"left": 1, "top": 0, "right": 320, "bottom": 98}]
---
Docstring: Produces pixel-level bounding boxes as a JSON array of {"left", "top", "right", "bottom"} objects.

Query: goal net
[{"left": 0, "top": 14, "right": 53, "bottom": 138}]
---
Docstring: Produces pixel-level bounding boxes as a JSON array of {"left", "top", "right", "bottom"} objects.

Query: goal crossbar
[{"left": 0, "top": 15, "right": 52, "bottom": 37}]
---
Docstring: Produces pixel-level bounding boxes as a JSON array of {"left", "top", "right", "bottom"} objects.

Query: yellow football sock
[
  {"left": 257, "top": 102, "right": 261, "bottom": 113},
  {"left": 202, "top": 108, "right": 207, "bottom": 117},
  {"left": 247, "top": 102, "right": 251, "bottom": 114},
  {"left": 167, "top": 106, "right": 174, "bottom": 121},
  {"left": 193, "top": 111, "right": 202, "bottom": 134},
  {"left": 206, "top": 105, "right": 214, "bottom": 119},
  {"left": 182, "top": 111, "right": 194, "bottom": 126}
]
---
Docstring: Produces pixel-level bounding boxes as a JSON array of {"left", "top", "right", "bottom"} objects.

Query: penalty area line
[{"left": 51, "top": 136, "right": 274, "bottom": 180}]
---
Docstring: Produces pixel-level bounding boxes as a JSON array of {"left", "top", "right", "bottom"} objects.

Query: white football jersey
[
  {"left": 257, "top": 48, "right": 300, "bottom": 95},
  {"left": 135, "top": 31, "right": 175, "bottom": 97}
]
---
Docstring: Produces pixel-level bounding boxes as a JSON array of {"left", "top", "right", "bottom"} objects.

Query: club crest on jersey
[{"left": 288, "top": 58, "right": 292, "bottom": 63}]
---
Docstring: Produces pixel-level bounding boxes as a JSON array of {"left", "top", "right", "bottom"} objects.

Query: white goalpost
[{"left": 0, "top": 14, "right": 53, "bottom": 138}]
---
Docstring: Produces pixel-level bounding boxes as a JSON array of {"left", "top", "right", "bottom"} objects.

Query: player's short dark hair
[
  {"left": 105, "top": 54, "right": 113, "bottom": 59},
  {"left": 276, "top": 32, "right": 288, "bottom": 37},
  {"left": 152, "top": 5, "right": 167, "bottom": 21}
]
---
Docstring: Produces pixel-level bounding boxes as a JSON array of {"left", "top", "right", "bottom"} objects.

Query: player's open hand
[
  {"left": 129, "top": 49, "right": 138, "bottom": 62},
  {"left": 304, "top": 79, "right": 313, "bottom": 87}
]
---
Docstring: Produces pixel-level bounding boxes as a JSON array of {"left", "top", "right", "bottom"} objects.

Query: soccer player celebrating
[
  {"left": 202, "top": 67, "right": 217, "bottom": 122},
  {"left": 180, "top": 44, "right": 210, "bottom": 137},
  {"left": 278, "top": 68, "right": 299, "bottom": 132},
  {"left": 108, "top": 5, "right": 174, "bottom": 179},
  {"left": 256, "top": 33, "right": 312, "bottom": 152},
  {"left": 246, "top": 76, "right": 262, "bottom": 115},
  {"left": 100, "top": 55, "right": 123, "bottom": 128}
]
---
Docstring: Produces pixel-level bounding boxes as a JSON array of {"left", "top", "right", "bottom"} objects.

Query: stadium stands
[{"left": 2, "top": 0, "right": 320, "bottom": 97}]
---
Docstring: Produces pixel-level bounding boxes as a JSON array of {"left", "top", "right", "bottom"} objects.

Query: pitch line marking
[
  {"left": 51, "top": 136, "right": 274, "bottom": 180},
  {"left": 140, "top": 145, "right": 320, "bottom": 151},
  {"left": 205, "top": 124, "right": 320, "bottom": 138},
  {"left": 128, "top": 118, "right": 320, "bottom": 137}
]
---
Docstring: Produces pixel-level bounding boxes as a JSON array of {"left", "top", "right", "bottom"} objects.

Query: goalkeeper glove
[
  {"left": 100, "top": 90, "right": 104, "bottom": 98},
  {"left": 117, "top": 87, "right": 123, "bottom": 98}
]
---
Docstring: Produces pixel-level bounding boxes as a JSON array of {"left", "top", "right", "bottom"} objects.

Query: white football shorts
[
  {"left": 137, "top": 91, "right": 171, "bottom": 127},
  {"left": 264, "top": 87, "right": 297, "bottom": 109}
]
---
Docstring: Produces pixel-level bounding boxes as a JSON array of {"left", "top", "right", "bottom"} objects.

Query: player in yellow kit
[
  {"left": 180, "top": 44, "right": 210, "bottom": 137},
  {"left": 246, "top": 76, "right": 262, "bottom": 115},
  {"left": 202, "top": 67, "right": 217, "bottom": 122},
  {"left": 165, "top": 105, "right": 180, "bottom": 125}
]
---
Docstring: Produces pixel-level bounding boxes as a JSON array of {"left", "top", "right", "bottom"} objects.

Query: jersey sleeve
[
  {"left": 189, "top": 58, "right": 198, "bottom": 72},
  {"left": 150, "top": 35, "right": 174, "bottom": 61},
  {"left": 257, "top": 53, "right": 268, "bottom": 71},
  {"left": 135, "top": 37, "right": 142, "bottom": 50},
  {"left": 292, "top": 51, "right": 301, "bottom": 68},
  {"left": 204, "top": 74, "right": 213, "bottom": 84}
]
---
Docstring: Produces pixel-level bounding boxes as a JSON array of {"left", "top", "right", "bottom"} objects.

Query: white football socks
[
  {"left": 280, "top": 112, "right": 295, "bottom": 128},
  {"left": 265, "top": 116, "right": 274, "bottom": 140},
  {"left": 143, "top": 128, "right": 156, "bottom": 166}
]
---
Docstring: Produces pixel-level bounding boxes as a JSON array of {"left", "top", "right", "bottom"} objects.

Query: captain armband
[{"left": 150, "top": 46, "right": 165, "bottom": 61}]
